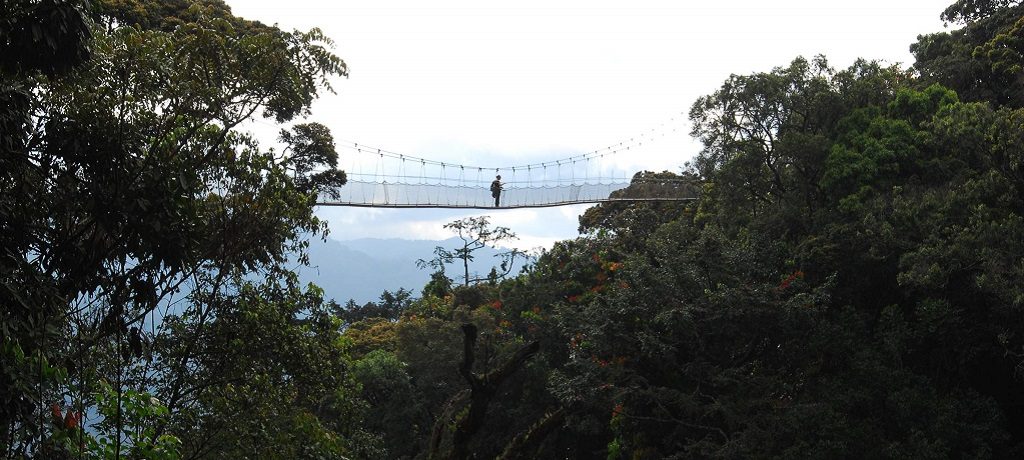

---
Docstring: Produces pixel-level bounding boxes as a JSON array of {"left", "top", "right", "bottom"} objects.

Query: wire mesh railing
[{"left": 317, "top": 180, "right": 698, "bottom": 208}]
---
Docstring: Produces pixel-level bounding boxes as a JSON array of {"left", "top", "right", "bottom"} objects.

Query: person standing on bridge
[{"left": 490, "top": 175, "right": 502, "bottom": 207}]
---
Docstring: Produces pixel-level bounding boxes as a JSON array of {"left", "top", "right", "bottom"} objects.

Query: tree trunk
[{"left": 428, "top": 323, "right": 540, "bottom": 460}]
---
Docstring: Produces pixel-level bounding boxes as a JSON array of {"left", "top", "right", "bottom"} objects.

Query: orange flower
[
  {"left": 490, "top": 300, "right": 503, "bottom": 310},
  {"left": 64, "top": 411, "right": 80, "bottom": 429},
  {"left": 50, "top": 404, "right": 62, "bottom": 424}
]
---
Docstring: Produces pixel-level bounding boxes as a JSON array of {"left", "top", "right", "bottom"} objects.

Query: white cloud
[{"left": 489, "top": 209, "right": 538, "bottom": 227}]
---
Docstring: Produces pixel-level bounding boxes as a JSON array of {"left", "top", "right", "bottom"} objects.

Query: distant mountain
[{"left": 297, "top": 237, "right": 516, "bottom": 305}]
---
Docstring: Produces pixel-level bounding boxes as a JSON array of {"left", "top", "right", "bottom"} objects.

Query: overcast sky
[{"left": 228, "top": 0, "right": 952, "bottom": 250}]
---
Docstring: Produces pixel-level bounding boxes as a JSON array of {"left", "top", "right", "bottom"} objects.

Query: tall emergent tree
[{"left": 418, "top": 216, "right": 527, "bottom": 287}]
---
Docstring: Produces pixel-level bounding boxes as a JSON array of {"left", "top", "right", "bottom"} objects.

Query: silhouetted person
[{"left": 490, "top": 175, "right": 502, "bottom": 207}]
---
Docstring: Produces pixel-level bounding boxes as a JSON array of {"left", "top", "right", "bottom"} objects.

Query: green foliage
[
  {"left": 156, "top": 276, "right": 379, "bottom": 458},
  {"left": 941, "top": 0, "right": 1021, "bottom": 24},
  {"left": 423, "top": 270, "right": 455, "bottom": 298},
  {"left": 821, "top": 85, "right": 959, "bottom": 208},
  {"left": 341, "top": 12, "right": 1024, "bottom": 454},
  {"left": 380, "top": 7, "right": 1024, "bottom": 454},
  {"left": 337, "top": 288, "right": 414, "bottom": 324},
  {"left": 1, "top": 0, "right": 368, "bottom": 457},
  {"left": 689, "top": 56, "right": 911, "bottom": 229},
  {"left": 87, "top": 381, "right": 181, "bottom": 460},
  {"left": 281, "top": 122, "right": 348, "bottom": 198},
  {"left": 7, "top": 1, "right": 1024, "bottom": 458},
  {"left": 343, "top": 3, "right": 1024, "bottom": 457},
  {"left": 0, "top": 0, "right": 92, "bottom": 76},
  {"left": 578, "top": 171, "right": 700, "bottom": 249},
  {"left": 976, "top": 15, "right": 1024, "bottom": 76},
  {"left": 913, "top": 1, "right": 1024, "bottom": 107},
  {"left": 352, "top": 350, "right": 423, "bottom": 458}
]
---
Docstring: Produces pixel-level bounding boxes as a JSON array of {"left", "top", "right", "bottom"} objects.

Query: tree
[
  {"left": 153, "top": 276, "right": 381, "bottom": 459},
  {"left": 427, "top": 324, "right": 540, "bottom": 460},
  {"left": 578, "top": 170, "right": 700, "bottom": 250},
  {"left": 912, "top": 1, "right": 1024, "bottom": 107},
  {"left": 335, "top": 288, "right": 414, "bottom": 324},
  {"left": 280, "top": 122, "right": 348, "bottom": 199},
  {"left": 941, "top": 0, "right": 1021, "bottom": 24},
  {"left": 351, "top": 349, "right": 424, "bottom": 458},
  {"left": 1, "top": 0, "right": 363, "bottom": 456},
  {"left": 0, "top": 0, "right": 91, "bottom": 76},
  {"left": 418, "top": 216, "right": 527, "bottom": 287},
  {"left": 2, "top": 1, "right": 94, "bottom": 453},
  {"left": 689, "top": 56, "right": 834, "bottom": 205}
]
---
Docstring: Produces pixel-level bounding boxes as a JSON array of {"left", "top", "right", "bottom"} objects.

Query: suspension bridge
[{"left": 317, "top": 123, "right": 700, "bottom": 209}]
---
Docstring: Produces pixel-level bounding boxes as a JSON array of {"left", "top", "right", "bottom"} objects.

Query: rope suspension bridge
[{"left": 318, "top": 121, "right": 700, "bottom": 209}]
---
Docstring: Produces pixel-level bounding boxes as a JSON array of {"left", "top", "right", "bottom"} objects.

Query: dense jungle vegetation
[{"left": 3, "top": 0, "right": 1024, "bottom": 458}]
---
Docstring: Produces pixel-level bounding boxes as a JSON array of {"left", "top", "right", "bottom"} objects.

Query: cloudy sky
[{"left": 229, "top": 0, "right": 952, "bottom": 250}]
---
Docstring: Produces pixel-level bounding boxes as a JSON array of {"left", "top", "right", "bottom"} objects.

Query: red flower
[
  {"left": 778, "top": 270, "right": 805, "bottom": 290},
  {"left": 612, "top": 403, "right": 624, "bottom": 417}
]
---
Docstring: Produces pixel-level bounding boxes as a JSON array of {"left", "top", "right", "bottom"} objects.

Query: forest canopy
[{"left": 3, "top": 0, "right": 1024, "bottom": 459}]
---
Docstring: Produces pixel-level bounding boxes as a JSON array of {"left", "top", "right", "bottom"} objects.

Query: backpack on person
[{"left": 490, "top": 179, "right": 501, "bottom": 197}]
